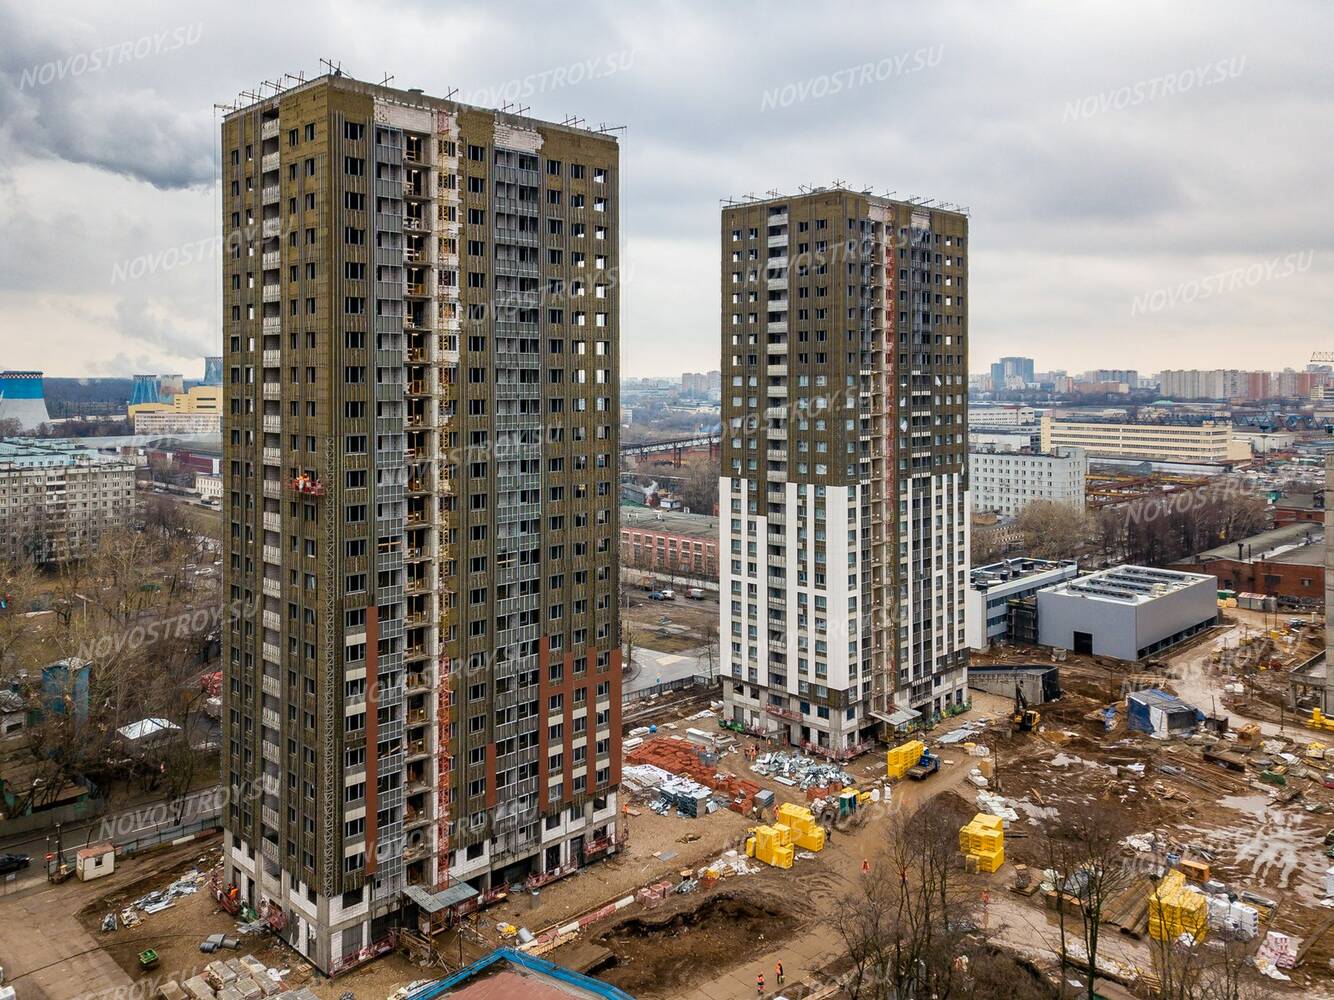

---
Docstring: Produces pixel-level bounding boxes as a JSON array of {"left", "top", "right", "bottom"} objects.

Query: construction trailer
[{"left": 1127, "top": 688, "right": 1203, "bottom": 739}]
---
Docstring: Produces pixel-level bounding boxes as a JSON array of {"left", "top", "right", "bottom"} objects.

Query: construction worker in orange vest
[{"left": 756, "top": 970, "right": 765, "bottom": 995}]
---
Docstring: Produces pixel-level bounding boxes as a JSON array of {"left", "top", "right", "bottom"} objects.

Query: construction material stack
[
  {"left": 745, "top": 825, "right": 795, "bottom": 869},
  {"left": 886, "top": 739, "right": 926, "bottom": 780},
  {"left": 776, "top": 803, "right": 826, "bottom": 852},
  {"left": 959, "top": 813, "right": 1005, "bottom": 873},
  {"left": 1148, "top": 870, "right": 1208, "bottom": 942}
]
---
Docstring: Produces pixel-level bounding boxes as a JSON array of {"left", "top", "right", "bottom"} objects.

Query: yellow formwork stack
[
  {"left": 747, "top": 824, "right": 795, "bottom": 869},
  {"left": 959, "top": 813, "right": 1005, "bottom": 874},
  {"left": 1148, "top": 870, "right": 1208, "bottom": 942},
  {"left": 776, "top": 802, "right": 826, "bottom": 852},
  {"left": 886, "top": 739, "right": 926, "bottom": 780}
]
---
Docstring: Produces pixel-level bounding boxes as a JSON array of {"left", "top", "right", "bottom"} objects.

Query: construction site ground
[{"left": 12, "top": 635, "right": 1334, "bottom": 999}]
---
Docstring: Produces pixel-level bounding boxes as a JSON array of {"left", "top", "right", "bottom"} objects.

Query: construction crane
[
  {"left": 1010, "top": 684, "right": 1041, "bottom": 733},
  {"left": 1311, "top": 352, "right": 1334, "bottom": 364}
]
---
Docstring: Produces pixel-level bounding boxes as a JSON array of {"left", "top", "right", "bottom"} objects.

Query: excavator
[{"left": 1010, "top": 684, "right": 1041, "bottom": 734}]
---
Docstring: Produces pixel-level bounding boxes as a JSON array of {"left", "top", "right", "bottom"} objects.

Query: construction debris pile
[
  {"left": 627, "top": 738, "right": 765, "bottom": 813},
  {"left": 751, "top": 751, "right": 852, "bottom": 791},
  {"left": 116, "top": 868, "right": 207, "bottom": 926}
]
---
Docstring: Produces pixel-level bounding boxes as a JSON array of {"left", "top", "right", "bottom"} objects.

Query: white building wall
[{"left": 970, "top": 447, "right": 1087, "bottom": 517}]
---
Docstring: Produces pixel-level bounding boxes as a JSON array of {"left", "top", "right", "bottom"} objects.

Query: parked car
[
  {"left": 0, "top": 854, "right": 30, "bottom": 876},
  {"left": 685, "top": 588, "right": 705, "bottom": 600},
  {"left": 648, "top": 590, "right": 675, "bottom": 601}
]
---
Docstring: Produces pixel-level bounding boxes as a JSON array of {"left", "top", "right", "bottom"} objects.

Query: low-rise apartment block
[
  {"left": 0, "top": 438, "right": 136, "bottom": 562},
  {"left": 969, "top": 446, "right": 1086, "bottom": 517}
]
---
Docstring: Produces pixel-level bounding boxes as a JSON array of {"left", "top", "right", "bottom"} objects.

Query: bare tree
[
  {"left": 1042, "top": 801, "right": 1133, "bottom": 1000},
  {"left": 836, "top": 805, "right": 977, "bottom": 1000},
  {"left": 1015, "top": 500, "right": 1091, "bottom": 561}
]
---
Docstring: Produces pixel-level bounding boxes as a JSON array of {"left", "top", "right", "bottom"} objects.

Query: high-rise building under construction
[
  {"left": 718, "top": 188, "right": 970, "bottom": 757},
  {"left": 221, "top": 74, "right": 622, "bottom": 973}
]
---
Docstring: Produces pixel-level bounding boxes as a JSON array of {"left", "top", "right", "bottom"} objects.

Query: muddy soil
[{"left": 589, "top": 892, "right": 798, "bottom": 996}]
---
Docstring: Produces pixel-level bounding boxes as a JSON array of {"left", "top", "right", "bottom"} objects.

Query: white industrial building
[
  {"left": 969, "top": 404, "right": 1037, "bottom": 427},
  {"left": 970, "top": 446, "right": 1087, "bottom": 517},
  {"left": 965, "top": 558, "right": 1080, "bottom": 650},
  {"left": 1037, "top": 565, "right": 1218, "bottom": 660},
  {"left": 968, "top": 428, "right": 1040, "bottom": 453}
]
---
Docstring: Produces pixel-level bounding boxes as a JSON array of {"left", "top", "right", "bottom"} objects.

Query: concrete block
[{"left": 182, "top": 975, "right": 217, "bottom": 1000}]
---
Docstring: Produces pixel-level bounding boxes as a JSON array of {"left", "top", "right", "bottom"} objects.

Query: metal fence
[{"left": 622, "top": 674, "right": 716, "bottom": 704}]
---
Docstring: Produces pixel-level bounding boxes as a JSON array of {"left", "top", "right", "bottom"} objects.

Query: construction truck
[
  {"left": 907, "top": 750, "right": 940, "bottom": 781},
  {"left": 1010, "top": 685, "right": 1041, "bottom": 733}
]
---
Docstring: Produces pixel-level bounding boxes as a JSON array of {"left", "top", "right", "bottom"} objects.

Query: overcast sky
[{"left": 1, "top": 0, "right": 1329, "bottom": 380}]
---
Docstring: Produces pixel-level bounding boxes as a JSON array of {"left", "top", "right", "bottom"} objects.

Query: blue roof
[
  {"left": 407, "top": 947, "right": 634, "bottom": 1000},
  {"left": 1127, "top": 688, "right": 1196, "bottom": 712}
]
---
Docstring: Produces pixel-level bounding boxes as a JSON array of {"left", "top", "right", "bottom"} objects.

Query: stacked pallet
[
  {"left": 775, "top": 802, "right": 826, "bottom": 852},
  {"left": 886, "top": 739, "right": 925, "bottom": 780},
  {"left": 959, "top": 813, "right": 1005, "bottom": 873},
  {"left": 1148, "top": 871, "right": 1208, "bottom": 942}
]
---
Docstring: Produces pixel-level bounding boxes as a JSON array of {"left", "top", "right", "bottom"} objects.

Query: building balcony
[
  {"left": 262, "top": 447, "right": 280, "bottom": 466},
  {"left": 767, "top": 321, "right": 787, "bottom": 335},
  {"left": 262, "top": 478, "right": 281, "bottom": 498},
  {"left": 262, "top": 349, "right": 280, "bottom": 368},
  {"left": 260, "top": 152, "right": 279, "bottom": 173},
  {"left": 261, "top": 250, "right": 281, "bottom": 269},
  {"left": 261, "top": 185, "right": 279, "bottom": 204},
  {"left": 262, "top": 577, "right": 281, "bottom": 599},
  {"left": 261, "top": 218, "right": 281, "bottom": 238},
  {"left": 262, "top": 316, "right": 281, "bottom": 334},
  {"left": 262, "top": 511, "right": 280, "bottom": 532},
  {"left": 262, "top": 414, "right": 281, "bottom": 433},
  {"left": 262, "top": 284, "right": 280, "bottom": 303},
  {"left": 261, "top": 119, "right": 279, "bottom": 140}
]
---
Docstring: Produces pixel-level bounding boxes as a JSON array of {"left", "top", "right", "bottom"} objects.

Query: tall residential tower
[
  {"left": 221, "top": 75, "right": 622, "bottom": 974},
  {"left": 719, "top": 189, "right": 969, "bottom": 756}
]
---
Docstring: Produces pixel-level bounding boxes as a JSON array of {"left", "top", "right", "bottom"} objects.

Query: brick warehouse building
[
  {"left": 620, "top": 506, "right": 719, "bottom": 581},
  {"left": 1171, "top": 522, "right": 1325, "bottom": 606}
]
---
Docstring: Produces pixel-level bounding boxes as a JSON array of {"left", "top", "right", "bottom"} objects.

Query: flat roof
[
  {"left": 971, "top": 558, "right": 1077, "bottom": 590},
  {"left": 0, "top": 438, "right": 132, "bottom": 469},
  {"left": 1186, "top": 522, "right": 1324, "bottom": 566},
  {"left": 224, "top": 73, "right": 618, "bottom": 146},
  {"left": 620, "top": 505, "right": 718, "bottom": 540},
  {"left": 1041, "top": 565, "right": 1214, "bottom": 606}
]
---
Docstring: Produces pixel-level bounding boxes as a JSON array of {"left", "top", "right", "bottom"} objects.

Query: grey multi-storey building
[
  {"left": 719, "top": 188, "right": 970, "bottom": 756},
  {"left": 221, "top": 74, "right": 622, "bottom": 974}
]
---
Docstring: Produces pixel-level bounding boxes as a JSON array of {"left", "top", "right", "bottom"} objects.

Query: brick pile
[{"left": 626, "top": 738, "right": 762, "bottom": 813}]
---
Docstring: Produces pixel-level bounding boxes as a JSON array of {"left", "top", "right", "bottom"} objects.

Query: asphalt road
[{"left": 0, "top": 784, "right": 222, "bottom": 892}]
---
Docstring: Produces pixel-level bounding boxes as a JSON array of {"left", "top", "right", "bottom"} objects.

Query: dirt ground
[
  {"left": 590, "top": 892, "right": 799, "bottom": 995},
  {"left": 623, "top": 589, "right": 719, "bottom": 654}
]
